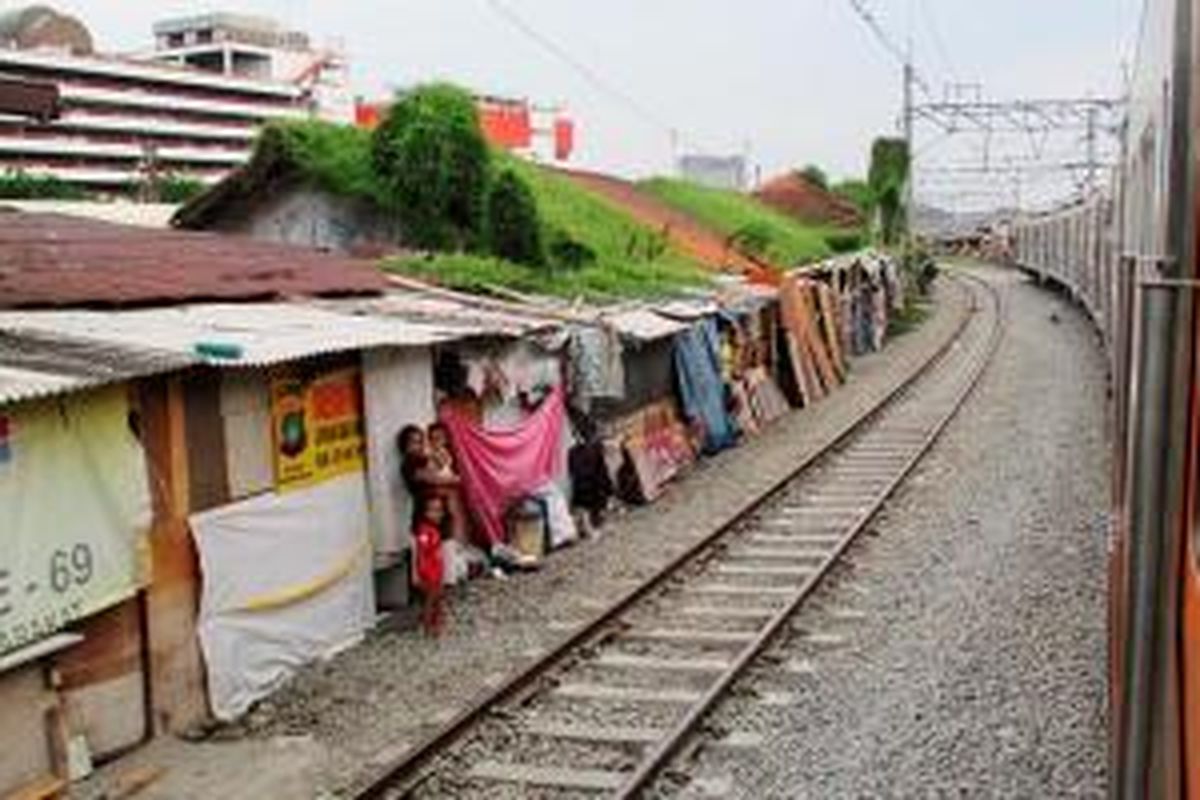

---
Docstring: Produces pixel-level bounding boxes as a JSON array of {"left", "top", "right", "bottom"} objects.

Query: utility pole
[
  {"left": 903, "top": 59, "right": 915, "bottom": 254},
  {"left": 902, "top": 0, "right": 916, "bottom": 254}
]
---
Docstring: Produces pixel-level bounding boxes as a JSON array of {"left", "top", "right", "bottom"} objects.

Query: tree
[
  {"left": 868, "top": 137, "right": 910, "bottom": 246},
  {"left": 799, "top": 164, "right": 829, "bottom": 191},
  {"left": 371, "top": 83, "right": 490, "bottom": 250},
  {"left": 832, "top": 179, "right": 873, "bottom": 214},
  {"left": 486, "top": 169, "right": 544, "bottom": 266}
]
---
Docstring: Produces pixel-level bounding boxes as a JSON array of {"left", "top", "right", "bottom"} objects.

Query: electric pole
[
  {"left": 902, "top": 0, "right": 916, "bottom": 254},
  {"left": 903, "top": 59, "right": 915, "bottom": 254}
]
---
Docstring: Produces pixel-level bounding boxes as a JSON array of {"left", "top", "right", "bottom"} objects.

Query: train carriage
[{"left": 1009, "top": 0, "right": 1198, "bottom": 794}]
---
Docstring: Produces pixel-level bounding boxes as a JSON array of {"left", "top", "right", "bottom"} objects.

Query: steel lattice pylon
[{"left": 907, "top": 92, "right": 1127, "bottom": 216}]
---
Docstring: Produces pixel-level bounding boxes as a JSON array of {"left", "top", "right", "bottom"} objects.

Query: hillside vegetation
[
  {"left": 382, "top": 151, "right": 708, "bottom": 300},
  {"left": 640, "top": 177, "right": 839, "bottom": 267},
  {"left": 252, "top": 94, "right": 708, "bottom": 301},
  {"left": 388, "top": 155, "right": 707, "bottom": 300}
]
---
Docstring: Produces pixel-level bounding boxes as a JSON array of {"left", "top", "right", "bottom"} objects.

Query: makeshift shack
[
  {"left": 0, "top": 371, "right": 159, "bottom": 799},
  {"left": 0, "top": 212, "right": 449, "bottom": 794},
  {"left": 800, "top": 251, "right": 904, "bottom": 359},
  {"left": 171, "top": 125, "right": 401, "bottom": 256},
  {"left": 712, "top": 286, "right": 793, "bottom": 436},
  {"left": 595, "top": 309, "right": 695, "bottom": 505}
]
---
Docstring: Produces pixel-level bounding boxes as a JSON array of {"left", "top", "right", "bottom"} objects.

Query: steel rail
[
  {"left": 351, "top": 274, "right": 983, "bottom": 800},
  {"left": 613, "top": 270, "right": 1005, "bottom": 798}
]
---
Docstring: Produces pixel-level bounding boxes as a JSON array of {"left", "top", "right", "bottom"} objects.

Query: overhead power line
[
  {"left": 918, "top": 0, "right": 958, "bottom": 82},
  {"left": 482, "top": 0, "right": 706, "bottom": 152},
  {"left": 844, "top": 0, "right": 935, "bottom": 98}
]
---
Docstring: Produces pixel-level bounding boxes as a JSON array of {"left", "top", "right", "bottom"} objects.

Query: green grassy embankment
[
  {"left": 386, "top": 156, "right": 709, "bottom": 301},
  {"left": 639, "top": 177, "right": 841, "bottom": 267}
]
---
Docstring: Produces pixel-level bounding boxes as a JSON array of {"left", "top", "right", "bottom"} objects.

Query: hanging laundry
[
  {"left": 673, "top": 319, "right": 738, "bottom": 454},
  {"left": 567, "top": 325, "right": 625, "bottom": 410},
  {"left": 439, "top": 385, "right": 567, "bottom": 547}
]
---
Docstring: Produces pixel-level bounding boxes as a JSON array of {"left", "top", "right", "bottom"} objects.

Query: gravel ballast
[{"left": 674, "top": 265, "right": 1110, "bottom": 798}]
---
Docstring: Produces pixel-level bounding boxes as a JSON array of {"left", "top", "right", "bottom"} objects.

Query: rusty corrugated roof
[{"left": 0, "top": 211, "right": 388, "bottom": 309}]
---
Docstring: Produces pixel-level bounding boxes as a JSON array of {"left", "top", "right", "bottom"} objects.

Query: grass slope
[
  {"left": 260, "top": 123, "right": 708, "bottom": 300},
  {"left": 388, "top": 251, "right": 707, "bottom": 301},
  {"left": 640, "top": 177, "right": 835, "bottom": 266},
  {"left": 388, "top": 156, "right": 709, "bottom": 301}
]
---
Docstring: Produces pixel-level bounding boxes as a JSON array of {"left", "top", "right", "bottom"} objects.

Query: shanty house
[
  {"left": 0, "top": 212, "right": 481, "bottom": 796},
  {"left": 171, "top": 123, "right": 401, "bottom": 255}
]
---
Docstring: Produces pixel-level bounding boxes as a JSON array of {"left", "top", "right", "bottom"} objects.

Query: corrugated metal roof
[
  {"left": 335, "top": 292, "right": 563, "bottom": 338},
  {"left": 0, "top": 304, "right": 465, "bottom": 370},
  {"left": 0, "top": 365, "right": 84, "bottom": 404},
  {"left": 603, "top": 308, "right": 689, "bottom": 342},
  {"left": 651, "top": 299, "right": 722, "bottom": 321},
  {"left": 0, "top": 302, "right": 482, "bottom": 404},
  {"left": 0, "top": 212, "right": 387, "bottom": 309},
  {"left": 0, "top": 327, "right": 193, "bottom": 404}
]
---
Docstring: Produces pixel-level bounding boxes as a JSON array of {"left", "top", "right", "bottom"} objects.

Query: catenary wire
[{"left": 481, "top": 0, "right": 709, "bottom": 153}]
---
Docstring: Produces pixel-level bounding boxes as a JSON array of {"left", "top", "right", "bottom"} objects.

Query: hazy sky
[{"left": 28, "top": 0, "right": 1142, "bottom": 186}]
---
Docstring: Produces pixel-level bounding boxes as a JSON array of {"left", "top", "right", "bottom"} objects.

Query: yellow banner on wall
[
  {"left": 0, "top": 386, "right": 151, "bottom": 655},
  {"left": 270, "top": 367, "right": 366, "bottom": 492}
]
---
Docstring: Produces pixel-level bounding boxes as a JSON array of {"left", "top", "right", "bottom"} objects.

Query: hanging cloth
[
  {"left": 673, "top": 319, "right": 738, "bottom": 454},
  {"left": 567, "top": 325, "right": 626, "bottom": 410},
  {"left": 439, "top": 385, "right": 566, "bottom": 547}
]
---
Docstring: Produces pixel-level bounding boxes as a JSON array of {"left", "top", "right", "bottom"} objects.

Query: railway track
[{"left": 355, "top": 272, "right": 1004, "bottom": 799}]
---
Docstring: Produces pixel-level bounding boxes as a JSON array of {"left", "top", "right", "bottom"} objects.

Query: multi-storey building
[{"left": 0, "top": 6, "right": 350, "bottom": 191}]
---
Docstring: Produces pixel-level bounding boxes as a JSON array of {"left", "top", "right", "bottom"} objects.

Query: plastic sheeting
[
  {"left": 190, "top": 474, "right": 375, "bottom": 720},
  {"left": 672, "top": 319, "right": 737, "bottom": 454},
  {"left": 0, "top": 386, "right": 151, "bottom": 655},
  {"left": 439, "top": 385, "right": 566, "bottom": 547}
]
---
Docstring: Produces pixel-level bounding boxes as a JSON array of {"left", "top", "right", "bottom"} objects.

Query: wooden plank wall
[{"left": 139, "top": 376, "right": 209, "bottom": 734}]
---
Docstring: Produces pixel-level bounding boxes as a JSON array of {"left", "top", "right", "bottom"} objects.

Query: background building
[
  {"left": 0, "top": 6, "right": 351, "bottom": 192},
  {"left": 678, "top": 153, "right": 748, "bottom": 191}
]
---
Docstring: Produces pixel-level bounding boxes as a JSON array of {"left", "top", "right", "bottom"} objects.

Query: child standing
[
  {"left": 413, "top": 494, "right": 447, "bottom": 636},
  {"left": 426, "top": 422, "right": 469, "bottom": 546}
]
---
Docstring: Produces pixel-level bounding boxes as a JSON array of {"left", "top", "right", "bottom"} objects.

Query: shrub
[
  {"left": 486, "top": 168, "right": 544, "bottom": 266},
  {"left": 824, "top": 230, "right": 864, "bottom": 253},
  {"left": 799, "top": 164, "right": 829, "bottom": 190},
  {"left": 869, "top": 138, "right": 910, "bottom": 245},
  {"left": 833, "top": 179, "right": 873, "bottom": 214},
  {"left": 158, "top": 175, "right": 206, "bottom": 204},
  {"left": 0, "top": 170, "right": 87, "bottom": 200},
  {"left": 547, "top": 229, "right": 596, "bottom": 271},
  {"left": 371, "top": 82, "right": 490, "bottom": 250},
  {"left": 261, "top": 121, "right": 378, "bottom": 199}
]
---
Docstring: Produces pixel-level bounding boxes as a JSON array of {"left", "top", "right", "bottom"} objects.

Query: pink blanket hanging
[{"left": 439, "top": 386, "right": 566, "bottom": 547}]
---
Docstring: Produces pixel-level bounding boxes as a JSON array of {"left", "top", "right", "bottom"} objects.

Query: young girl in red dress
[{"left": 413, "top": 494, "right": 447, "bottom": 636}]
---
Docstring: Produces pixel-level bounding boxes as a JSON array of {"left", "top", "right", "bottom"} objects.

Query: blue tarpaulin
[{"left": 673, "top": 319, "right": 738, "bottom": 454}]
